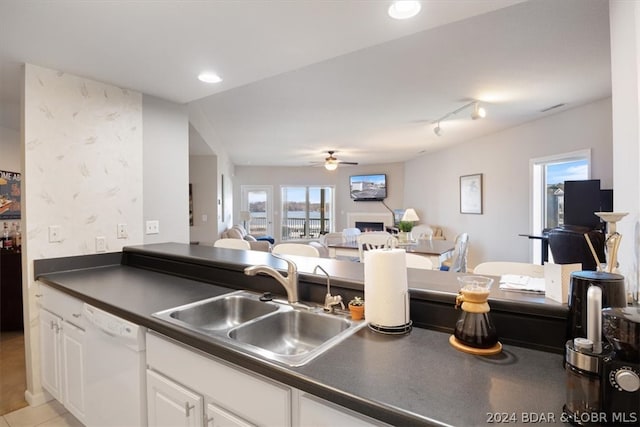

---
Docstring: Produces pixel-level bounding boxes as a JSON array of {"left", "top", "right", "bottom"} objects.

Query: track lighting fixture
[
  {"left": 431, "top": 100, "right": 486, "bottom": 136},
  {"left": 471, "top": 102, "right": 486, "bottom": 120},
  {"left": 433, "top": 122, "right": 442, "bottom": 136}
]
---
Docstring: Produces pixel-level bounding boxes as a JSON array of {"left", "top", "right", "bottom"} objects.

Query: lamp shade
[
  {"left": 239, "top": 211, "right": 251, "bottom": 222},
  {"left": 401, "top": 208, "right": 420, "bottom": 222}
]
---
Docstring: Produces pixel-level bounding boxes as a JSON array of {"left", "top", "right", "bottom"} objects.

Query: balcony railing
[{"left": 248, "top": 216, "right": 331, "bottom": 240}]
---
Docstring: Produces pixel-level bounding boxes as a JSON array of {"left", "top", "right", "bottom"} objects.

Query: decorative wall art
[
  {"left": 0, "top": 170, "right": 21, "bottom": 219},
  {"left": 460, "top": 173, "right": 483, "bottom": 214}
]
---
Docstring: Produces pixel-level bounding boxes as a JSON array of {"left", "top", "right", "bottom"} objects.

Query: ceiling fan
[{"left": 316, "top": 151, "right": 359, "bottom": 171}]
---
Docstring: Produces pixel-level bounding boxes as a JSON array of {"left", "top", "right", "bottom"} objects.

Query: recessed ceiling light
[
  {"left": 388, "top": 1, "right": 422, "bottom": 20},
  {"left": 198, "top": 72, "right": 222, "bottom": 83}
]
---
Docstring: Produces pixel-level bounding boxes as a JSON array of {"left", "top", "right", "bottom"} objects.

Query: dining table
[{"left": 327, "top": 239, "right": 455, "bottom": 269}]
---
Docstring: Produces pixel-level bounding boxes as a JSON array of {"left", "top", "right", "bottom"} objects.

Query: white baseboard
[{"left": 24, "top": 389, "right": 53, "bottom": 407}]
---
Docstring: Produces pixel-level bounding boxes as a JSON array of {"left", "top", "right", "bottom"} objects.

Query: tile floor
[{"left": 1, "top": 401, "right": 82, "bottom": 427}]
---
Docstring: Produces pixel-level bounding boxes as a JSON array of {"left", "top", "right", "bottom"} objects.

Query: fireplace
[{"left": 355, "top": 221, "right": 385, "bottom": 232}]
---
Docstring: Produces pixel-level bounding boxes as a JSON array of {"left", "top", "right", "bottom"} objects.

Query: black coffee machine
[
  {"left": 567, "top": 271, "right": 627, "bottom": 343},
  {"left": 563, "top": 271, "right": 628, "bottom": 425},
  {"left": 601, "top": 307, "right": 639, "bottom": 425}
]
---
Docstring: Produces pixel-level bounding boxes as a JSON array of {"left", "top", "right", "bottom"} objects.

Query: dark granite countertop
[{"left": 36, "top": 244, "right": 569, "bottom": 426}]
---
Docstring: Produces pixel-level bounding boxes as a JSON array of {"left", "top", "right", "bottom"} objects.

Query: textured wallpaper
[{"left": 24, "top": 64, "right": 143, "bottom": 259}]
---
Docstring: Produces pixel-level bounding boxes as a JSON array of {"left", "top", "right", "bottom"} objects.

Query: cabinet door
[
  {"left": 299, "top": 393, "right": 389, "bottom": 427},
  {"left": 206, "top": 402, "right": 255, "bottom": 427},
  {"left": 61, "top": 320, "right": 86, "bottom": 424},
  {"left": 40, "top": 309, "right": 62, "bottom": 400},
  {"left": 147, "top": 370, "right": 204, "bottom": 427}
]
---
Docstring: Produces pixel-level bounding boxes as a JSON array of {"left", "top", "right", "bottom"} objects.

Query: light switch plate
[
  {"left": 117, "top": 223, "right": 127, "bottom": 239},
  {"left": 95, "top": 236, "right": 106, "bottom": 252}
]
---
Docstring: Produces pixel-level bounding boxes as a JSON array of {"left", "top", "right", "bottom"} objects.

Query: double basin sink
[{"left": 153, "top": 290, "right": 367, "bottom": 367}]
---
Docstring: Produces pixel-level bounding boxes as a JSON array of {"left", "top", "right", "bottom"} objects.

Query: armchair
[
  {"left": 547, "top": 225, "right": 605, "bottom": 271},
  {"left": 221, "top": 225, "right": 271, "bottom": 252}
]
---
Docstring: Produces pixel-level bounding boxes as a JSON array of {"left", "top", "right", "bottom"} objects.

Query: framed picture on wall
[
  {"left": 0, "top": 170, "right": 21, "bottom": 220},
  {"left": 460, "top": 173, "right": 483, "bottom": 214}
]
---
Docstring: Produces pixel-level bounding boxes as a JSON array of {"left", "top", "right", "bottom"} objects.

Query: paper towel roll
[{"left": 364, "top": 248, "right": 409, "bottom": 327}]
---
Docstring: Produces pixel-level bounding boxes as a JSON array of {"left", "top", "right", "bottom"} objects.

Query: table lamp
[
  {"left": 400, "top": 208, "right": 420, "bottom": 242},
  {"left": 239, "top": 211, "right": 251, "bottom": 230}
]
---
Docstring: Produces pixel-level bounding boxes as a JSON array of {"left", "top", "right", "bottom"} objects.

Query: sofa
[{"left": 221, "top": 225, "right": 271, "bottom": 252}]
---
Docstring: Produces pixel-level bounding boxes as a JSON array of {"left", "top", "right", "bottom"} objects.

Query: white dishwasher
[{"left": 83, "top": 303, "right": 147, "bottom": 427}]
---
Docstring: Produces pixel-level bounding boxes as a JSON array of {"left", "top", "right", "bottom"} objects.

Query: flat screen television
[{"left": 350, "top": 174, "right": 387, "bottom": 201}]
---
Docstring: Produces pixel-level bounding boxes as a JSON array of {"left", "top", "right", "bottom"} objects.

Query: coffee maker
[
  {"left": 567, "top": 271, "right": 627, "bottom": 343},
  {"left": 601, "top": 307, "right": 639, "bottom": 425}
]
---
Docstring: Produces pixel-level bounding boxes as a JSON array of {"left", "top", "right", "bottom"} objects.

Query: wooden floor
[{"left": 0, "top": 331, "right": 28, "bottom": 416}]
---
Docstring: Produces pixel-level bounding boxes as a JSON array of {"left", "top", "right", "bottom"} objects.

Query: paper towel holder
[{"left": 368, "top": 290, "right": 412, "bottom": 335}]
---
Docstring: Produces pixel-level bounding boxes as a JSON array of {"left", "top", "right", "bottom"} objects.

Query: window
[
  {"left": 280, "top": 186, "right": 334, "bottom": 240},
  {"left": 531, "top": 150, "right": 590, "bottom": 263}
]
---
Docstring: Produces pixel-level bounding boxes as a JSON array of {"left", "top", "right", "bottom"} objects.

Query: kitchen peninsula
[{"left": 35, "top": 243, "right": 568, "bottom": 426}]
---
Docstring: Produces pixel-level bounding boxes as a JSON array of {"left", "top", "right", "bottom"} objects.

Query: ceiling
[{"left": 0, "top": 0, "right": 612, "bottom": 167}]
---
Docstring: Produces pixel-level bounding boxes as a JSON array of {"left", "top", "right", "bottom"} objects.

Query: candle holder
[{"left": 594, "top": 212, "right": 628, "bottom": 273}]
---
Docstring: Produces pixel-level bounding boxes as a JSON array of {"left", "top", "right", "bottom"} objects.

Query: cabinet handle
[
  {"left": 50, "top": 320, "right": 56, "bottom": 330},
  {"left": 35, "top": 294, "right": 42, "bottom": 298},
  {"left": 206, "top": 417, "right": 214, "bottom": 425},
  {"left": 185, "top": 402, "right": 194, "bottom": 417},
  {"left": 72, "top": 313, "right": 81, "bottom": 318}
]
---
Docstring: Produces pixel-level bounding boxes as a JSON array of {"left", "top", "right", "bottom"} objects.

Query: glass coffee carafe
[{"left": 450, "top": 275, "right": 502, "bottom": 355}]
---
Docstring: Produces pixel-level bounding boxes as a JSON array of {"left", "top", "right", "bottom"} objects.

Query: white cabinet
[
  {"left": 38, "top": 284, "right": 86, "bottom": 424},
  {"left": 147, "top": 370, "right": 203, "bottom": 427},
  {"left": 147, "top": 332, "right": 286, "bottom": 427},
  {"left": 39, "top": 309, "right": 62, "bottom": 399},
  {"left": 298, "top": 393, "right": 389, "bottom": 427},
  {"left": 206, "top": 403, "right": 255, "bottom": 427}
]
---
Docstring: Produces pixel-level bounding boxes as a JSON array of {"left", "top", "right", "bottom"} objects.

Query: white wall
[
  {"left": 233, "top": 162, "right": 404, "bottom": 238},
  {"left": 142, "top": 95, "right": 190, "bottom": 244},
  {"left": 188, "top": 104, "right": 234, "bottom": 235},
  {"left": 610, "top": 0, "right": 640, "bottom": 300},
  {"left": 404, "top": 98, "right": 613, "bottom": 268},
  {"left": 22, "top": 63, "right": 143, "bottom": 404}
]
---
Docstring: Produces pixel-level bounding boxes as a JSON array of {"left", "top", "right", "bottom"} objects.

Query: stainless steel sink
[
  {"left": 153, "top": 291, "right": 279, "bottom": 332},
  {"left": 152, "top": 290, "right": 366, "bottom": 367},
  {"left": 228, "top": 309, "right": 358, "bottom": 365}
]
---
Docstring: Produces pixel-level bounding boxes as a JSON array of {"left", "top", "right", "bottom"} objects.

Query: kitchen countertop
[{"left": 36, "top": 244, "right": 568, "bottom": 426}]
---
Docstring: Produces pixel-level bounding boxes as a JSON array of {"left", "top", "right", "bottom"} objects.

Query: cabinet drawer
[
  {"left": 39, "top": 283, "right": 85, "bottom": 328},
  {"left": 147, "top": 332, "right": 290, "bottom": 427}
]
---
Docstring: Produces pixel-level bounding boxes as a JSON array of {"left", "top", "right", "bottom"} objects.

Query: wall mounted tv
[{"left": 350, "top": 174, "right": 387, "bottom": 201}]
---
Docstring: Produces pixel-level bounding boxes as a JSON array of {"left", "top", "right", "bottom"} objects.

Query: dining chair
[
  {"left": 405, "top": 253, "right": 434, "bottom": 270},
  {"left": 473, "top": 261, "right": 544, "bottom": 278},
  {"left": 319, "top": 232, "right": 345, "bottom": 246},
  {"left": 357, "top": 232, "right": 398, "bottom": 262},
  {"left": 410, "top": 225, "right": 434, "bottom": 241},
  {"left": 213, "top": 238, "right": 251, "bottom": 250},
  {"left": 342, "top": 227, "right": 361, "bottom": 244},
  {"left": 441, "top": 233, "right": 469, "bottom": 272},
  {"left": 272, "top": 243, "right": 320, "bottom": 258}
]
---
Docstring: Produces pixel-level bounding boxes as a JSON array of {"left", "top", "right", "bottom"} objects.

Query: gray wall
[
  {"left": 190, "top": 154, "right": 218, "bottom": 245},
  {"left": 142, "top": 95, "right": 190, "bottom": 244},
  {"left": 404, "top": 97, "right": 613, "bottom": 268}
]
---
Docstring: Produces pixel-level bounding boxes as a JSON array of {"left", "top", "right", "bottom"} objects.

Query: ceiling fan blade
[{"left": 338, "top": 161, "right": 358, "bottom": 165}]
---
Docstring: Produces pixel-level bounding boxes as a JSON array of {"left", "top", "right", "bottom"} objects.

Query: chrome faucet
[
  {"left": 244, "top": 253, "right": 299, "bottom": 304},
  {"left": 313, "top": 265, "right": 344, "bottom": 313}
]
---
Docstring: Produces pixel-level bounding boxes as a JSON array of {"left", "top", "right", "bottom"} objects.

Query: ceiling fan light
[
  {"left": 324, "top": 160, "right": 338, "bottom": 171},
  {"left": 388, "top": 1, "right": 422, "bottom": 20},
  {"left": 471, "top": 102, "right": 486, "bottom": 120}
]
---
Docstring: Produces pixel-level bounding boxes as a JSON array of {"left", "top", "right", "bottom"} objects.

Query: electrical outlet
[
  {"left": 95, "top": 236, "right": 106, "bottom": 252},
  {"left": 48, "top": 225, "right": 62, "bottom": 243},
  {"left": 117, "top": 223, "right": 127, "bottom": 239},
  {"left": 145, "top": 220, "right": 159, "bottom": 235}
]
